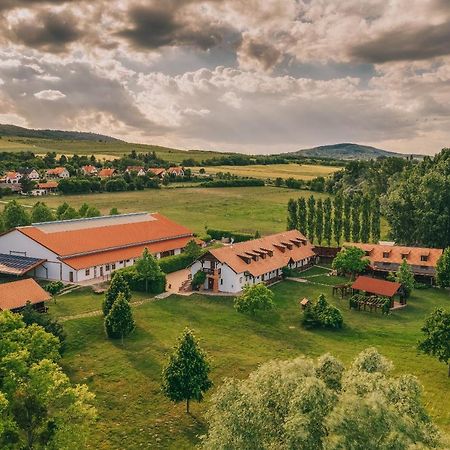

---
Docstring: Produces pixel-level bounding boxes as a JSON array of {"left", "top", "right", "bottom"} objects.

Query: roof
[
  {"left": 167, "top": 167, "right": 184, "bottom": 174},
  {"left": 149, "top": 168, "right": 166, "bottom": 175},
  {"left": 344, "top": 243, "right": 443, "bottom": 268},
  {"left": 207, "top": 230, "right": 315, "bottom": 277},
  {"left": 46, "top": 167, "right": 67, "bottom": 175},
  {"left": 6, "top": 171, "right": 20, "bottom": 178},
  {"left": 82, "top": 165, "right": 97, "bottom": 173},
  {"left": 37, "top": 181, "right": 58, "bottom": 189},
  {"left": 0, "top": 253, "right": 47, "bottom": 276},
  {"left": 16, "top": 212, "right": 193, "bottom": 258},
  {"left": 0, "top": 279, "right": 51, "bottom": 311},
  {"left": 18, "top": 168, "right": 38, "bottom": 175},
  {"left": 126, "top": 166, "right": 144, "bottom": 172},
  {"left": 98, "top": 168, "right": 115, "bottom": 177},
  {"left": 351, "top": 276, "right": 401, "bottom": 297}
]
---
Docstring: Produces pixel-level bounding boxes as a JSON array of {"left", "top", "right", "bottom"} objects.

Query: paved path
[{"left": 166, "top": 269, "right": 190, "bottom": 293}]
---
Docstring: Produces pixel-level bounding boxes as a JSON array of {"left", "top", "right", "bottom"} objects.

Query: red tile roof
[
  {"left": 46, "top": 167, "right": 67, "bottom": 175},
  {"left": 148, "top": 168, "right": 166, "bottom": 176},
  {"left": 98, "top": 168, "right": 115, "bottom": 177},
  {"left": 37, "top": 181, "right": 58, "bottom": 189},
  {"left": 208, "top": 230, "right": 315, "bottom": 277},
  {"left": 351, "top": 276, "right": 401, "bottom": 297},
  {"left": 82, "top": 165, "right": 97, "bottom": 173},
  {"left": 5, "top": 171, "right": 20, "bottom": 179},
  {"left": 0, "top": 279, "right": 51, "bottom": 311}
]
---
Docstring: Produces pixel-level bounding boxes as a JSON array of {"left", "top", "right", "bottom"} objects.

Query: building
[
  {"left": 3, "top": 171, "right": 22, "bottom": 184},
  {"left": 0, "top": 278, "right": 51, "bottom": 312},
  {"left": 148, "top": 168, "right": 166, "bottom": 178},
  {"left": 31, "top": 181, "right": 59, "bottom": 196},
  {"left": 190, "top": 230, "right": 317, "bottom": 293},
  {"left": 46, "top": 167, "right": 70, "bottom": 178},
  {"left": 81, "top": 165, "right": 98, "bottom": 176},
  {"left": 18, "top": 168, "right": 40, "bottom": 181},
  {"left": 167, "top": 166, "right": 184, "bottom": 177},
  {"left": 0, "top": 212, "right": 195, "bottom": 283},
  {"left": 344, "top": 242, "right": 443, "bottom": 279},
  {"left": 126, "top": 166, "right": 146, "bottom": 176},
  {"left": 98, "top": 168, "right": 116, "bottom": 178}
]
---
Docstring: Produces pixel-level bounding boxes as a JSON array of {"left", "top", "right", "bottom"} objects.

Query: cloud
[
  {"left": 34, "top": 89, "right": 66, "bottom": 100},
  {"left": 238, "top": 37, "right": 282, "bottom": 71}
]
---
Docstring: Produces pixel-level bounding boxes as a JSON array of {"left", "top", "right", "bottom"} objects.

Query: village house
[
  {"left": 167, "top": 166, "right": 185, "bottom": 177},
  {"left": 18, "top": 168, "right": 40, "bottom": 181},
  {"left": 46, "top": 167, "right": 70, "bottom": 178},
  {"left": 126, "top": 166, "right": 146, "bottom": 176},
  {"left": 0, "top": 278, "right": 51, "bottom": 313},
  {"left": 3, "top": 171, "right": 22, "bottom": 184},
  {"left": 31, "top": 181, "right": 59, "bottom": 196},
  {"left": 344, "top": 242, "right": 443, "bottom": 281},
  {"left": 81, "top": 165, "right": 98, "bottom": 176},
  {"left": 0, "top": 212, "right": 195, "bottom": 283},
  {"left": 190, "top": 230, "right": 317, "bottom": 294},
  {"left": 148, "top": 168, "right": 166, "bottom": 178},
  {"left": 98, "top": 168, "right": 116, "bottom": 178}
]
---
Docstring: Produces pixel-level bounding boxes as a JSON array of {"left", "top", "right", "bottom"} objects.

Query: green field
[
  {"left": 50, "top": 280, "right": 450, "bottom": 449},
  {"left": 195, "top": 163, "right": 341, "bottom": 180}
]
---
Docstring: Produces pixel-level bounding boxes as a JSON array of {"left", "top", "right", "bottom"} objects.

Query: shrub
[
  {"left": 201, "top": 178, "right": 265, "bottom": 188},
  {"left": 302, "top": 294, "right": 343, "bottom": 329},
  {"left": 192, "top": 271, "right": 206, "bottom": 289},
  {"left": 159, "top": 253, "right": 196, "bottom": 274},
  {"left": 234, "top": 283, "right": 275, "bottom": 315},
  {"left": 115, "top": 266, "right": 166, "bottom": 294},
  {"left": 207, "top": 228, "right": 253, "bottom": 243},
  {"left": 45, "top": 281, "right": 65, "bottom": 296}
]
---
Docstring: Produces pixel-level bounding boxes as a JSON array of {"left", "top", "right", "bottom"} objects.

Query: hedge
[
  {"left": 207, "top": 228, "right": 253, "bottom": 243},
  {"left": 200, "top": 179, "right": 265, "bottom": 188},
  {"left": 114, "top": 266, "right": 166, "bottom": 294},
  {"left": 158, "top": 253, "right": 197, "bottom": 274}
]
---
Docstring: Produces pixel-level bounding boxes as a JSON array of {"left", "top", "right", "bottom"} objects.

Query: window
[
  {"left": 112, "top": 263, "right": 116, "bottom": 270},
  {"left": 126, "top": 259, "right": 130, "bottom": 263},
  {"left": 220, "top": 279, "right": 223, "bottom": 285},
  {"left": 120, "top": 260, "right": 124, "bottom": 265},
  {"left": 106, "top": 264, "right": 110, "bottom": 271},
  {"left": 239, "top": 277, "right": 243, "bottom": 283},
  {"left": 421, "top": 255, "right": 428, "bottom": 262},
  {"left": 382, "top": 252, "right": 390, "bottom": 258},
  {"left": 85, "top": 268, "right": 90, "bottom": 276}
]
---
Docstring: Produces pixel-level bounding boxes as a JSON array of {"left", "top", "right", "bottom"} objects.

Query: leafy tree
[
  {"left": 104, "top": 292, "right": 135, "bottom": 344},
  {"left": 436, "top": 247, "right": 450, "bottom": 287},
  {"left": 102, "top": 272, "right": 131, "bottom": 316},
  {"left": 332, "top": 246, "right": 369, "bottom": 279},
  {"left": 360, "top": 195, "right": 371, "bottom": 243},
  {"left": 234, "top": 283, "right": 275, "bottom": 315},
  {"left": 56, "top": 202, "right": 70, "bottom": 219},
  {"left": 370, "top": 197, "right": 381, "bottom": 243},
  {"left": 315, "top": 198, "right": 324, "bottom": 245},
  {"left": 394, "top": 259, "right": 415, "bottom": 297},
  {"left": 307, "top": 195, "right": 316, "bottom": 243},
  {"left": 192, "top": 270, "right": 206, "bottom": 289},
  {"left": 351, "top": 194, "right": 361, "bottom": 242},
  {"left": 184, "top": 239, "right": 201, "bottom": 259},
  {"left": 78, "top": 202, "right": 90, "bottom": 217},
  {"left": 287, "top": 198, "right": 297, "bottom": 230},
  {"left": 31, "top": 201, "right": 54, "bottom": 223},
  {"left": 297, "top": 197, "right": 307, "bottom": 235},
  {"left": 60, "top": 206, "right": 79, "bottom": 220},
  {"left": 161, "top": 328, "right": 212, "bottom": 413},
  {"left": 333, "top": 194, "right": 343, "bottom": 246},
  {"left": 109, "top": 207, "right": 120, "bottom": 215},
  {"left": 202, "top": 348, "right": 440, "bottom": 449},
  {"left": 302, "top": 294, "right": 343, "bottom": 329},
  {"left": 135, "top": 248, "right": 164, "bottom": 292},
  {"left": 418, "top": 308, "right": 450, "bottom": 377},
  {"left": 19, "top": 175, "right": 36, "bottom": 193},
  {"left": 3, "top": 200, "right": 30, "bottom": 229},
  {"left": 323, "top": 197, "right": 333, "bottom": 246},
  {"left": 343, "top": 195, "right": 352, "bottom": 242}
]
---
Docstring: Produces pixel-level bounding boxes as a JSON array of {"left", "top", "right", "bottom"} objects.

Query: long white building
[
  {"left": 0, "top": 212, "right": 195, "bottom": 283},
  {"left": 190, "top": 230, "right": 317, "bottom": 294}
]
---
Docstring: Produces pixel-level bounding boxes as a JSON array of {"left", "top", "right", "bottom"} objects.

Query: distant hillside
[
  {"left": 0, "top": 124, "right": 123, "bottom": 142},
  {"left": 286, "top": 143, "right": 419, "bottom": 160}
]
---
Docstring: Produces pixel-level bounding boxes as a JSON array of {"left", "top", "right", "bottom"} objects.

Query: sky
[{"left": 0, "top": 0, "right": 450, "bottom": 155}]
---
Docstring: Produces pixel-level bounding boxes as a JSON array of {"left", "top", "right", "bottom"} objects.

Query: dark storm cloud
[
  {"left": 8, "top": 11, "right": 82, "bottom": 52},
  {"left": 350, "top": 21, "right": 450, "bottom": 63},
  {"left": 239, "top": 38, "right": 282, "bottom": 70}
]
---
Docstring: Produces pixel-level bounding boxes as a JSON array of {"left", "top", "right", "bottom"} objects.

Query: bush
[
  {"left": 302, "top": 294, "right": 343, "bottom": 329},
  {"left": 234, "top": 283, "right": 275, "bottom": 315},
  {"left": 192, "top": 270, "right": 206, "bottom": 289},
  {"left": 159, "top": 253, "right": 196, "bottom": 274},
  {"left": 207, "top": 228, "right": 253, "bottom": 243},
  {"left": 45, "top": 281, "right": 65, "bottom": 295},
  {"left": 115, "top": 266, "right": 166, "bottom": 294}
]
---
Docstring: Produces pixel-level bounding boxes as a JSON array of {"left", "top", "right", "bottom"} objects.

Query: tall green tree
[
  {"left": 418, "top": 308, "right": 450, "bottom": 377},
  {"left": 360, "top": 195, "right": 371, "bottom": 243},
  {"left": 436, "top": 247, "right": 450, "bottom": 287},
  {"left": 395, "top": 259, "right": 415, "bottom": 297},
  {"left": 371, "top": 197, "right": 381, "bottom": 243},
  {"left": 184, "top": 239, "right": 201, "bottom": 259},
  {"left": 351, "top": 194, "right": 361, "bottom": 242},
  {"left": 307, "top": 195, "right": 316, "bottom": 243},
  {"left": 104, "top": 292, "right": 135, "bottom": 344},
  {"left": 315, "top": 198, "right": 324, "bottom": 245},
  {"left": 332, "top": 246, "right": 369, "bottom": 279},
  {"left": 161, "top": 328, "right": 212, "bottom": 414},
  {"left": 3, "top": 200, "right": 30, "bottom": 229},
  {"left": 78, "top": 203, "right": 90, "bottom": 217},
  {"left": 102, "top": 273, "right": 131, "bottom": 316},
  {"left": 56, "top": 201, "right": 70, "bottom": 219},
  {"left": 60, "top": 206, "right": 79, "bottom": 220},
  {"left": 19, "top": 175, "right": 36, "bottom": 194},
  {"left": 333, "top": 194, "right": 343, "bottom": 246},
  {"left": 287, "top": 199, "right": 297, "bottom": 230},
  {"left": 323, "top": 197, "right": 333, "bottom": 246},
  {"left": 135, "top": 248, "right": 164, "bottom": 292},
  {"left": 343, "top": 195, "right": 352, "bottom": 242},
  {"left": 31, "top": 201, "right": 54, "bottom": 223},
  {"left": 297, "top": 197, "right": 307, "bottom": 235}
]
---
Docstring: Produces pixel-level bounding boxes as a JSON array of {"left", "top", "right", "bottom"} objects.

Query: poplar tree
[
  {"left": 315, "top": 199, "right": 324, "bottom": 245},
  {"left": 297, "top": 197, "right": 307, "bottom": 235},
  {"left": 162, "top": 328, "right": 212, "bottom": 413},
  {"left": 307, "top": 195, "right": 316, "bottom": 243},
  {"left": 360, "top": 196, "right": 371, "bottom": 243},
  {"left": 102, "top": 273, "right": 131, "bottom": 316},
  {"left": 343, "top": 195, "right": 352, "bottom": 242},
  {"left": 333, "top": 194, "right": 343, "bottom": 246},
  {"left": 287, "top": 199, "right": 297, "bottom": 230},
  {"left": 436, "top": 248, "right": 450, "bottom": 288},
  {"left": 371, "top": 197, "right": 381, "bottom": 243},
  {"left": 104, "top": 292, "right": 135, "bottom": 344},
  {"left": 323, "top": 197, "right": 333, "bottom": 246},
  {"left": 351, "top": 195, "right": 361, "bottom": 242}
]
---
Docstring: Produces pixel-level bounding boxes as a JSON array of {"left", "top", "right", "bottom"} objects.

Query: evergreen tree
[
  {"left": 360, "top": 196, "right": 371, "bottom": 243},
  {"left": 297, "top": 197, "right": 307, "bottom": 235},
  {"left": 184, "top": 239, "right": 201, "bottom": 259},
  {"left": 102, "top": 273, "right": 131, "bottom": 316},
  {"left": 315, "top": 198, "right": 324, "bottom": 245},
  {"left": 333, "top": 194, "right": 343, "bottom": 246},
  {"left": 162, "top": 328, "right": 212, "bottom": 413},
  {"left": 436, "top": 248, "right": 450, "bottom": 287},
  {"left": 351, "top": 195, "right": 361, "bottom": 242},
  {"left": 307, "top": 195, "right": 316, "bottom": 243},
  {"left": 371, "top": 197, "right": 381, "bottom": 243},
  {"left": 395, "top": 259, "right": 415, "bottom": 297},
  {"left": 287, "top": 199, "right": 297, "bottom": 230},
  {"left": 104, "top": 292, "right": 135, "bottom": 344},
  {"left": 343, "top": 195, "right": 352, "bottom": 242},
  {"left": 135, "top": 248, "right": 164, "bottom": 292},
  {"left": 78, "top": 203, "right": 90, "bottom": 217},
  {"left": 323, "top": 197, "right": 333, "bottom": 246},
  {"left": 85, "top": 206, "right": 100, "bottom": 218},
  {"left": 31, "top": 202, "right": 54, "bottom": 223},
  {"left": 3, "top": 200, "right": 30, "bottom": 229}
]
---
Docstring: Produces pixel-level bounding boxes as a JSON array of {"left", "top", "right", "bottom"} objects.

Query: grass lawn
[
  {"left": 53, "top": 281, "right": 450, "bottom": 449},
  {"left": 192, "top": 163, "right": 342, "bottom": 180},
  {"left": 292, "top": 265, "right": 332, "bottom": 277}
]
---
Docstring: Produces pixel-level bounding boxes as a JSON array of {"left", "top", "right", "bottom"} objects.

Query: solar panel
[{"left": 0, "top": 254, "right": 46, "bottom": 276}]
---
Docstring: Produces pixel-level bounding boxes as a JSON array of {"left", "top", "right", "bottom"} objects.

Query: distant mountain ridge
[
  {"left": 0, "top": 124, "right": 123, "bottom": 142},
  {"left": 286, "top": 143, "right": 421, "bottom": 160}
]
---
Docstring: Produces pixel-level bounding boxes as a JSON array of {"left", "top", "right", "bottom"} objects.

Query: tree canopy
[
  {"left": 436, "top": 248, "right": 450, "bottom": 288},
  {"left": 332, "top": 246, "right": 369, "bottom": 279},
  {"left": 234, "top": 283, "right": 275, "bottom": 315},
  {"left": 104, "top": 292, "right": 135, "bottom": 344},
  {"left": 135, "top": 248, "right": 164, "bottom": 292},
  {"left": 102, "top": 272, "right": 131, "bottom": 316}
]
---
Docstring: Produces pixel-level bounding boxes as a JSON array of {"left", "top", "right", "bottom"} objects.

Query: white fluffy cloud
[{"left": 34, "top": 89, "right": 66, "bottom": 100}]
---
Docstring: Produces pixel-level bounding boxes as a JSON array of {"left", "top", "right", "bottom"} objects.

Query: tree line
[{"left": 287, "top": 194, "right": 381, "bottom": 245}]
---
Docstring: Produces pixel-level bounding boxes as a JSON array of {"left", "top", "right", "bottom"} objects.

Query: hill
[{"left": 286, "top": 143, "right": 418, "bottom": 160}]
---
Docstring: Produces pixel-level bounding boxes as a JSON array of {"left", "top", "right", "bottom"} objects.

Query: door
[
  {"left": 69, "top": 272, "right": 74, "bottom": 283},
  {"left": 100, "top": 267, "right": 104, "bottom": 277},
  {"left": 208, "top": 277, "right": 214, "bottom": 290}
]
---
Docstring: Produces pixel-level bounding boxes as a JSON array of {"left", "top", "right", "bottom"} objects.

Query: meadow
[{"left": 51, "top": 278, "right": 450, "bottom": 449}]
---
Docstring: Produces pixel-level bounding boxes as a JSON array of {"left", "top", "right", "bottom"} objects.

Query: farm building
[
  {"left": 126, "top": 166, "right": 146, "bottom": 176},
  {"left": 0, "top": 278, "right": 51, "bottom": 312},
  {"left": 344, "top": 242, "right": 443, "bottom": 280},
  {"left": 2, "top": 171, "right": 22, "bottom": 184},
  {"left": 167, "top": 167, "right": 184, "bottom": 177},
  {"left": 190, "top": 230, "right": 317, "bottom": 293},
  {"left": 0, "top": 212, "right": 195, "bottom": 283},
  {"left": 148, "top": 168, "right": 166, "bottom": 178},
  {"left": 19, "top": 168, "right": 40, "bottom": 180}
]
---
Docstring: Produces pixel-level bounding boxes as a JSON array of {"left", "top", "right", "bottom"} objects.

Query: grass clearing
[{"left": 52, "top": 281, "right": 450, "bottom": 449}]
